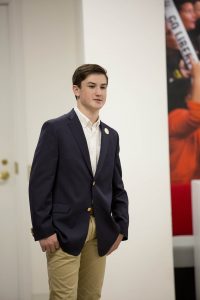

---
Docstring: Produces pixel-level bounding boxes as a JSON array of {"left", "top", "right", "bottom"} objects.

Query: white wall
[
  {"left": 82, "top": 1, "right": 175, "bottom": 299},
  {"left": 22, "top": 0, "right": 84, "bottom": 163},
  {"left": 21, "top": 0, "right": 83, "bottom": 297}
]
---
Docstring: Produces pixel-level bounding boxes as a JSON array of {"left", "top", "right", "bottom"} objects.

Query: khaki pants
[{"left": 46, "top": 216, "right": 106, "bottom": 300}]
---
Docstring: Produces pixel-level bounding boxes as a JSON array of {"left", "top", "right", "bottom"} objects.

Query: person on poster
[
  {"left": 166, "top": 0, "right": 198, "bottom": 110},
  {"left": 29, "top": 64, "right": 129, "bottom": 300},
  {"left": 194, "top": 0, "right": 200, "bottom": 21},
  {"left": 169, "top": 59, "right": 200, "bottom": 183}
]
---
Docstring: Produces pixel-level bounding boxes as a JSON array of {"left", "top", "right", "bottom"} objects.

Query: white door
[{"left": 0, "top": 4, "right": 20, "bottom": 299}]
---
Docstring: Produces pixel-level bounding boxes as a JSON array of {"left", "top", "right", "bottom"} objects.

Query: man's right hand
[{"left": 39, "top": 233, "right": 60, "bottom": 253}]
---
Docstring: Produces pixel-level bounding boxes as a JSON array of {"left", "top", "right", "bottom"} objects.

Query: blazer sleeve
[
  {"left": 112, "top": 133, "right": 129, "bottom": 240},
  {"left": 29, "top": 121, "right": 58, "bottom": 241}
]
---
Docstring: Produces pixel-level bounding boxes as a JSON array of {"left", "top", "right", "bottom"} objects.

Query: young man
[{"left": 29, "top": 64, "right": 129, "bottom": 300}]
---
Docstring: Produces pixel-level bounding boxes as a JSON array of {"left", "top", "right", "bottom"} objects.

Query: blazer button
[
  {"left": 92, "top": 181, "right": 96, "bottom": 186},
  {"left": 87, "top": 207, "right": 94, "bottom": 215}
]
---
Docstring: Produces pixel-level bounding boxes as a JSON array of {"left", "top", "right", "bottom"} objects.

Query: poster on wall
[{"left": 165, "top": 0, "right": 200, "bottom": 236}]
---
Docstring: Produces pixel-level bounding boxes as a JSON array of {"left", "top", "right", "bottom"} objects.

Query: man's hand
[
  {"left": 39, "top": 233, "right": 60, "bottom": 253},
  {"left": 107, "top": 234, "right": 123, "bottom": 256}
]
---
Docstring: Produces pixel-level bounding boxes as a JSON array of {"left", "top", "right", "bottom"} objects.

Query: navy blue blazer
[{"left": 29, "top": 109, "right": 129, "bottom": 256}]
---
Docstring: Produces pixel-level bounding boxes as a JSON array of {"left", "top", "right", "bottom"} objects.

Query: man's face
[
  {"left": 180, "top": 3, "right": 196, "bottom": 30},
  {"left": 73, "top": 73, "right": 107, "bottom": 113},
  {"left": 194, "top": 1, "right": 200, "bottom": 19}
]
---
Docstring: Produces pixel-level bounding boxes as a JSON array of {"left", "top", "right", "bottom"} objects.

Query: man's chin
[{"left": 91, "top": 103, "right": 104, "bottom": 110}]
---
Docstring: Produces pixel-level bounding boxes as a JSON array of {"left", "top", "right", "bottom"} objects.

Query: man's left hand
[{"left": 106, "top": 233, "right": 123, "bottom": 255}]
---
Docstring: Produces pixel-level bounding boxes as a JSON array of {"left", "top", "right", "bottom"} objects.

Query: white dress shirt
[{"left": 74, "top": 106, "right": 101, "bottom": 176}]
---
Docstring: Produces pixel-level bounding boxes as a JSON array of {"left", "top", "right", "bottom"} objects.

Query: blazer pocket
[{"left": 52, "top": 203, "right": 71, "bottom": 214}]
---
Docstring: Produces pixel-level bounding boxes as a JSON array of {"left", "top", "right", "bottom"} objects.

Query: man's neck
[{"left": 77, "top": 104, "right": 99, "bottom": 124}]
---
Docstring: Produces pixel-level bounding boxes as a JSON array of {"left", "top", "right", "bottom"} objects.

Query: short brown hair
[{"left": 72, "top": 64, "right": 108, "bottom": 88}]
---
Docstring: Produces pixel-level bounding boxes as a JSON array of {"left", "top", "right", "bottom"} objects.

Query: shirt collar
[{"left": 74, "top": 106, "right": 100, "bottom": 129}]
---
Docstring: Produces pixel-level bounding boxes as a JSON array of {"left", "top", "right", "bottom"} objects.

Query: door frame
[{"left": 0, "top": 0, "right": 31, "bottom": 299}]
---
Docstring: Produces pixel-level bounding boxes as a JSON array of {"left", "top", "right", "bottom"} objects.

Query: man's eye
[
  {"left": 101, "top": 86, "right": 107, "bottom": 89},
  {"left": 88, "top": 85, "right": 95, "bottom": 88}
]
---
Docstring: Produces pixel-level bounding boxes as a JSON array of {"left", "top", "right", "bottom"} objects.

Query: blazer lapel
[
  {"left": 67, "top": 109, "right": 93, "bottom": 176},
  {"left": 95, "top": 122, "right": 109, "bottom": 178}
]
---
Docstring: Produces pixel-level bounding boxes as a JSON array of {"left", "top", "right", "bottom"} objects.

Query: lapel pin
[{"left": 104, "top": 128, "right": 109, "bottom": 135}]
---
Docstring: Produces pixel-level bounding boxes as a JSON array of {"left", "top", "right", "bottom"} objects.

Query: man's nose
[{"left": 95, "top": 87, "right": 102, "bottom": 95}]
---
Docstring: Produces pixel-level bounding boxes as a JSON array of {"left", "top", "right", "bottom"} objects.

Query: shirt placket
[{"left": 90, "top": 126, "right": 97, "bottom": 176}]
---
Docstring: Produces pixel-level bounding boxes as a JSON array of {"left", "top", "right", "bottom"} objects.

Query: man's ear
[{"left": 72, "top": 85, "right": 80, "bottom": 98}]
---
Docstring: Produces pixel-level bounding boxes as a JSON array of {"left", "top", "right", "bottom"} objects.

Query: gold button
[
  {"left": 87, "top": 207, "right": 94, "bottom": 215},
  {"left": 93, "top": 181, "right": 95, "bottom": 186}
]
